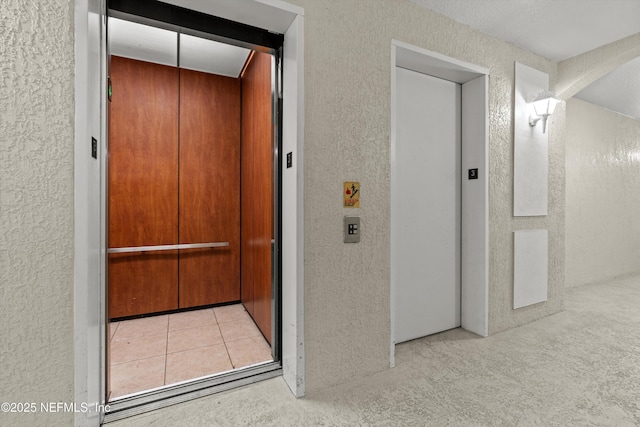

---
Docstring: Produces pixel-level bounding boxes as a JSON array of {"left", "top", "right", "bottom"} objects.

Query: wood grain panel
[
  {"left": 179, "top": 68, "right": 241, "bottom": 308},
  {"left": 240, "top": 52, "right": 273, "bottom": 343},
  {"left": 108, "top": 252, "right": 178, "bottom": 318},
  {"left": 251, "top": 52, "right": 274, "bottom": 344},
  {"left": 241, "top": 52, "right": 256, "bottom": 316},
  {"left": 108, "top": 56, "right": 179, "bottom": 318}
]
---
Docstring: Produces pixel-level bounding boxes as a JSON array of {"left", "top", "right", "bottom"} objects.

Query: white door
[{"left": 393, "top": 67, "right": 461, "bottom": 343}]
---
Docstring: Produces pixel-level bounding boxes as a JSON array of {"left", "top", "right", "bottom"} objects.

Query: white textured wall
[
  {"left": 566, "top": 98, "right": 640, "bottom": 287},
  {"left": 288, "top": 0, "right": 565, "bottom": 393},
  {"left": 0, "top": 0, "right": 75, "bottom": 426},
  {"left": 0, "top": 0, "right": 570, "bottom": 417}
]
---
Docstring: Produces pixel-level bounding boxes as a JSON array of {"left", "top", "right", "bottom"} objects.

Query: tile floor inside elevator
[{"left": 109, "top": 304, "right": 272, "bottom": 399}]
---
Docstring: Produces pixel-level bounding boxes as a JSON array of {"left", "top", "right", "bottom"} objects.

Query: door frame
[
  {"left": 390, "top": 40, "right": 489, "bottom": 366},
  {"left": 74, "top": 1, "right": 305, "bottom": 425}
]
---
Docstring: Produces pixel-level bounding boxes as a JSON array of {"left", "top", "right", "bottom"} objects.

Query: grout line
[
  {"left": 164, "top": 315, "right": 170, "bottom": 385},
  {"left": 216, "top": 321, "right": 237, "bottom": 369},
  {"left": 110, "top": 353, "right": 165, "bottom": 367}
]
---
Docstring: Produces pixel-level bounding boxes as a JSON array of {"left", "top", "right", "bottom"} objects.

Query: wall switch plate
[{"left": 344, "top": 216, "right": 360, "bottom": 243}]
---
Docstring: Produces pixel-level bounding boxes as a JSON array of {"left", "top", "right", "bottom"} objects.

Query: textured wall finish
[
  {"left": 0, "top": 0, "right": 75, "bottom": 426},
  {"left": 1, "top": 0, "right": 572, "bottom": 419},
  {"left": 566, "top": 98, "right": 640, "bottom": 287},
  {"left": 286, "top": 0, "right": 565, "bottom": 392},
  {"left": 556, "top": 32, "right": 640, "bottom": 100}
]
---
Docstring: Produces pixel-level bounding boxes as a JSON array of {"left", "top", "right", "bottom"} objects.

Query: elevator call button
[{"left": 344, "top": 216, "right": 360, "bottom": 243}]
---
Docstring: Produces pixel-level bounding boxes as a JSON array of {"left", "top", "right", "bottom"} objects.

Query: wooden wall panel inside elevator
[
  {"left": 240, "top": 59, "right": 256, "bottom": 316},
  {"left": 241, "top": 52, "right": 273, "bottom": 343},
  {"left": 109, "top": 53, "right": 274, "bottom": 338},
  {"left": 108, "top": 56, "right": 179, "bottom": 318},
  {"left": 108, "top": 56, "right": 241, "bottom": 318},
  {"left": 179, "top": 69, "right": 241, "bottom": 307}
]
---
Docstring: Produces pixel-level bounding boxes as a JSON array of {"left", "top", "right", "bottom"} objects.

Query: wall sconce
[{"left": 528, "top": 91, "right": 560, "bottom": 133}]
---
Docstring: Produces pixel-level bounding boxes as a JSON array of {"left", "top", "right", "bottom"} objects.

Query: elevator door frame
[
  {"left": 103, "top": 4, "right": 283, "bottom": 421},
  {"left": 390, "top": 40, "right": 490, "bottom": 366},
  {"left": 74, "top": 0, "right": 304, "bottom": 424}
]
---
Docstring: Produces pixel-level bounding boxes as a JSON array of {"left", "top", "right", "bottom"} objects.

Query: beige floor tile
[
  {"left": 165, "top": 344, "right": 233, "bottom": 385},
  {"left": 113, "top": 315, "right": 169, "bottom": 340},
  {"left": 110, "top": 332, "right": 168, "bottom": 364},
  {"left": 213, "top": 304, "right": 251, "bottom": 324},
  {"left": 225, "top": 336, "right": 273, "bottom": 369},
  {"left": 108, "top": 305, "right": 268, "bottom": 396},
  {"left": 110, "top": 355, "right": 165, "bottom": 399},
  {"left": 169, "top": 309, "right": 216, "bottom": 331},
  {"left": 218, "top": 317, "right": 263, "bottom": 342},
  {"left": 167, "top": 324, "right": 224, "bottom": 354}
]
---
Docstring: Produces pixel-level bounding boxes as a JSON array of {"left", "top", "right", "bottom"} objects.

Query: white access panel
[
  {"left": 513, "top": 229, "right": 548, "bottom": 309},
  {"left": 394, "top": 67, "right": 461, "bottom": 343}
]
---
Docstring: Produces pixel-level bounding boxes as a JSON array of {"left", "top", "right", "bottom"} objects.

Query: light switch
[{"left": 344, "top": 216, "right": 360, "bottom": 243}]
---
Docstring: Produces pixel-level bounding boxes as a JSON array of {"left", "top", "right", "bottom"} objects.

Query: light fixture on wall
[{"left": 528, "top": 90, "right": 560, "bottom": 133}]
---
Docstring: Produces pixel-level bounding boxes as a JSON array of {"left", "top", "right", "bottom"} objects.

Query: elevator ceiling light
[
  {"left": 528, "top": 91, "right": 560, "bottom": 134},
  {"left": 108, "top": 18, "right": 250, "bottom": 78}
]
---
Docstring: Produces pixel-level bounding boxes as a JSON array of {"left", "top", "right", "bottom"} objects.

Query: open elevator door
[{"left": 105, "top": 0, "right": 283, "bottom": 417}]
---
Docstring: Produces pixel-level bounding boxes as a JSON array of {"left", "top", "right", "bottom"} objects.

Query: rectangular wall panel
[
  {"left": 179, "top": 68, "right": 241, "bottom": 308},
  {"left": 241, "top": 51, "right": 273, "bottom": 343},
  {"left": 514, "top": 62, "right": 549, "bottom": 216},
  {"left": 241, "top": 53, "right": 256, "bottom": 317},
  {"left": 108, "top": 56, "right": 180, "bottom": 318},
  {"left": 514, "top": 229, "right": 548, "bottom": 309},
  {"left": 252, "top": 52, "right": 274, "bottom": 344}
]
